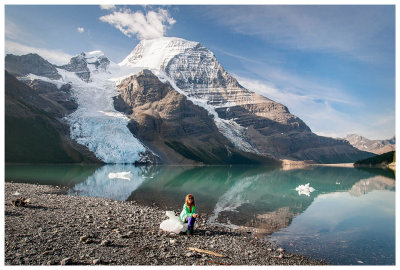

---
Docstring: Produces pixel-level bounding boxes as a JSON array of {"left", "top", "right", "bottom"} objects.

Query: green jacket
[{"left": 179, "top": 204, "right": 196, "bottom": 222}]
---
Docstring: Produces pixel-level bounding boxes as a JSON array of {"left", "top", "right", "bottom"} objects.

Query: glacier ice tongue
[{"left": 58, "top": 67, "right": 147, "bottom": 163}]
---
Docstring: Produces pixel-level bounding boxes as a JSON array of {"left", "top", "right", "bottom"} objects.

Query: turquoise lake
[{"left": 5, "top": 164, "right": 395, "bottom": 265}]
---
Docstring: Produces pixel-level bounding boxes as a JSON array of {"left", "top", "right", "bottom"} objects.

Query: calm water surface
[{"left": 5, "top": 164, "right": 395, "bottom": 265}]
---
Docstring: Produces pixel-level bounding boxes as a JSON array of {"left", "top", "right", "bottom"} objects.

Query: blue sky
[{"left": 4, "top": 5, "right": 395, "bottom": 139}]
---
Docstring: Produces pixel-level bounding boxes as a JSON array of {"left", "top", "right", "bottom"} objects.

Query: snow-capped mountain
[
  {"left": 5, "top": 37, "right": 374, "bottom": 164},
  {"left": 58, "top": 51, "right": 112, "bottom": 82},
  {"left": 119, "top": 37, "right": 310, "bottom": 154},
  {"left": 344, "top": 134, "right": 395, "bottom": 155},
  {"left": 117, "top": 37, "right": 370, "bottom": 163}
]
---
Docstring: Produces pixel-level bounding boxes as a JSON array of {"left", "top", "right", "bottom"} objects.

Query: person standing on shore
[{"left": 179, "top": 194, "right": 198, "bottom": 235}]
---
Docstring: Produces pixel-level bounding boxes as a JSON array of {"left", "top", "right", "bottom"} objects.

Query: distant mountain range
[
  {"left": 5, "top": 37, "right": 373, "bottom": 164},
  {"left": 344, "top": 134, "right": 395, "bottom": 155}
]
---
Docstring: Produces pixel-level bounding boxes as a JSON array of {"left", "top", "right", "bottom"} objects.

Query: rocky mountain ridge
[
  {"left": 5, "top": 37, "right": 374, "bottom": 164},
  {"left": 5, "top": 53, "right": 61, "bottom": 80},
  {"left": 344, "top": 134, "right": 395, "bottom": 155},
  {"left": 5, "top": 70, "right": 99, "bottom": 163},
  {"left": 59, "top": 51, "right": 111, "bottom": 82},
  {"left": 119, "top": 37, "right": 372, "bottom": 163},
  {"left": 114, "top": 69, "right": 277, "bottom": 164}
]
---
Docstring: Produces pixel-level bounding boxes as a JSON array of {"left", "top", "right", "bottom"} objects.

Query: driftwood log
[{"left": 188, "top": 247, "right": 226, "bottom": 258}]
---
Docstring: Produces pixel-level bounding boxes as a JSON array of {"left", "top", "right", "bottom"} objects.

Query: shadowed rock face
[
  {"left": 27, "top": 79, "right": 78, "bottom": 117},
  {"left": 5, "top": 53, "right": 61, "bottom": 80},
  {"left": 115, "top": 70, "right": 280, "bottom": 165},
  {"left": 5, "top": 71, "right": 100, "bottom": 163},
  {"left": 117, "top": 70, "right": 224, "bottom": 143}
]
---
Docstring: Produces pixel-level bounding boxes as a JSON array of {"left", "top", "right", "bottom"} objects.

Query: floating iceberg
[
  {"left": 108, "top": 171, "right": 132, "bottom": 181},
  {"left": 296, "top": 183, "right": 315, "bottom": 197}
]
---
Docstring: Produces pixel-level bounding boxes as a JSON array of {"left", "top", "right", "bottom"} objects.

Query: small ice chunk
[
  {"left": 296, "top": 183, "right": 315, "bottom": 197},
  {"left": 108, "top": 171, "right": 132, "bottom": 181}
]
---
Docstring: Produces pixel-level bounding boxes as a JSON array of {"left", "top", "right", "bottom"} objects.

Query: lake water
[{"left": 5, "top": 164, "right": 395, "bottom": 265}]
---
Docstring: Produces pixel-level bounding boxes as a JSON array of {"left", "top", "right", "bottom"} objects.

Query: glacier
[
  {"left": 24, "top": 51, "right": 149, "bottom": 163},
  {"left": 58, "top": 58, "right": 148, "bottom": 163}
]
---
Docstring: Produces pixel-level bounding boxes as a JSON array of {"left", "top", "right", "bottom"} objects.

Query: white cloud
[
  {"left": 99, "top": 8, "right": 175, "bottom": 40},
  {"left": 5, "top": 18, "right": 45, "bottom": 46},
  {"left": 5, "top": 19, "right": 23, "bottom": 41},
  {"left": 77, "top": 27, "right": 84, "bottom": 33},
  {"left": 100, "top": 5, "right": 116, "bottom": 10},
  {"left": 235, "top": 75, "right": 394, "bottom": 140},
  {"left": 5, "top": 40, "right": 72, "bottom": 65}
]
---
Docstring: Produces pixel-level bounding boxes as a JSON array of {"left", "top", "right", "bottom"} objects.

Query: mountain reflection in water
[
  {"left": 58, "top": 165, "right": 394, "bottom": 238},
  {"left": 5, "top": 164, "right": 395, "bottom": 264},
  {"left": 6, "top": 164, "right": 394, "bottom": 234}
]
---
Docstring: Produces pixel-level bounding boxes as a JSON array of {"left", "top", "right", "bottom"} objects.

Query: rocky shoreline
[{"left": 5, "top": 182, "right": 327, "bottom": 266}]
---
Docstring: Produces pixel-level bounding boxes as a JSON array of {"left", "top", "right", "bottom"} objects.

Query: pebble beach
[{"left": 5, "top": 182, "right": 327, "bottom": 266}]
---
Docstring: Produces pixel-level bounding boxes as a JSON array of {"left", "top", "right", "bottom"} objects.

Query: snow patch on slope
[
  {"left": 24, "top": 73, "right": 65, "bottom": 88},
  {"left": 155, "top": 70, "right": 257, "bottom": 153}
]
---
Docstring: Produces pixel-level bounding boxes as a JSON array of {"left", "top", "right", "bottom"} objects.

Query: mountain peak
[
  {"left": 5, "top": 53, "right": 61, "bottom": 80},
  {"left": 60, "top": 50, "right": 111, "bottom": 82},
  {"left": 344, "top": 133, "right": 395, "bottom": 154},
  {"left": 119, "top": 36, "right": 200, "bottom": 69}
]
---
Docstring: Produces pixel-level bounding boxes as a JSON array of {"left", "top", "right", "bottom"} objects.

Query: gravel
[{"left": 5, "top": 182, "right": 327, "bottom": 265}]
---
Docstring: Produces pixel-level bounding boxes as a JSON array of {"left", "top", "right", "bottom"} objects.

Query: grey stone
[
  {"left": 80, "top": 235, "right": 88, "bottom": 242},
  {"left": 100, "top": 240, "right": 111, "bottom": 246},
  {"left": 60, "top": 257, "right": 71, "bottom": 265},
  {"left": 185, "top": 252, "right": 194, "bottom": 257}
]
